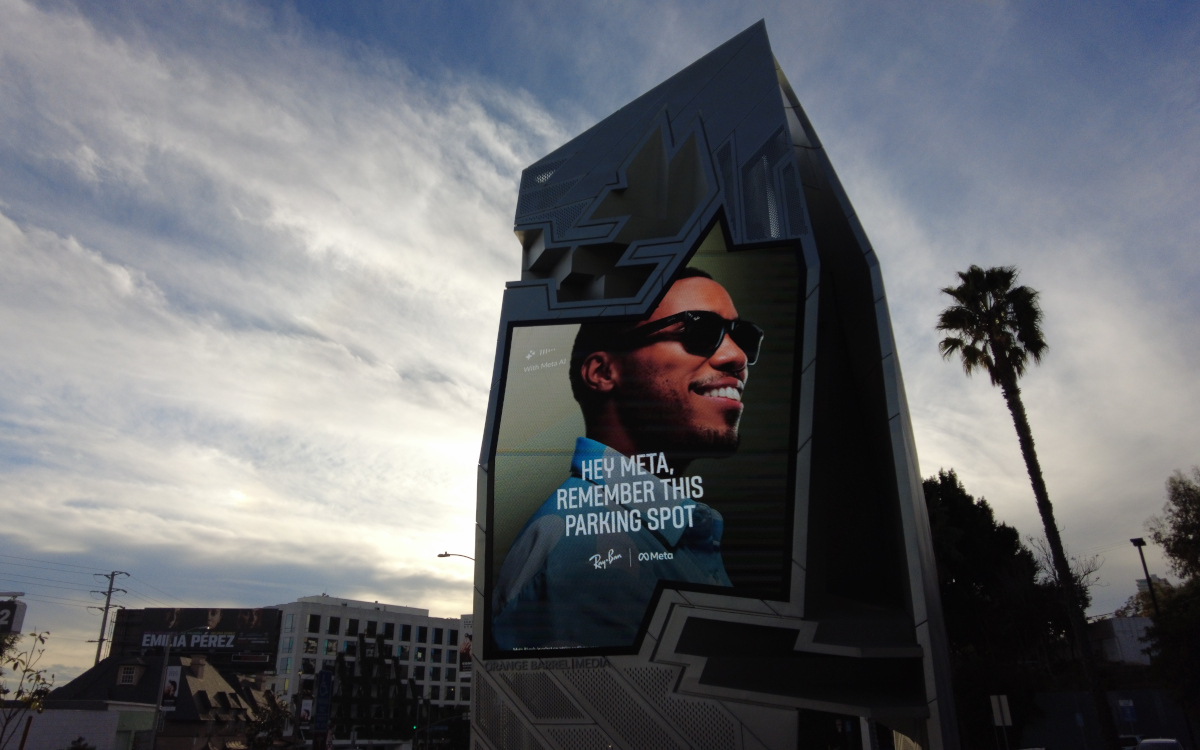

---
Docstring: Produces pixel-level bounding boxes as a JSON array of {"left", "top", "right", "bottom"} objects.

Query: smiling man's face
[{"left": 613, "top": 276, "right": 749, "bottom": 457}]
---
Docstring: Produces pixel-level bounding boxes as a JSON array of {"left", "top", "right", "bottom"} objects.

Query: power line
[
  {"left": 0, "top": 559, "right": 95, "bottom": 576},
  {"left": 0, "top": 570, "right": 104, "bottom": 588},
  {"left": 0, "top": 578, "right": 98, "bottom": 594},
  {"left": 0, "top": 553, "right": 100, "bottom": 572},
  {"left": 128, "top": 574, "right": 193, "bottom": 606}
]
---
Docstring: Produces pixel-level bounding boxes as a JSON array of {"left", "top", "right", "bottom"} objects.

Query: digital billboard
[
  {"left": 487, "top": 226, "right": 801, "bottom": 653},
  {"left": 472, "top": 20, "right": 958, "bottom": 750}
]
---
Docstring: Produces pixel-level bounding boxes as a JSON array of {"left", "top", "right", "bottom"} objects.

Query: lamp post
[
  {"left": 148, "top": 626, "right": 208, "bottom": 750},
  {"left": 1129, "top": 538, "right": 1161, "bottom": 618},
  {"left": 436, "top": 552, "right": 474, "bottom": 561}
]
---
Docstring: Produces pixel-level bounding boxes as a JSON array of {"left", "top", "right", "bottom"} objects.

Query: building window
[
  {"left": 366, "top": 621, "right": 377, "bottom": 637},
  {"left": 461, "top": 687, "right": 470, "bottom": 702},
  {"left": 398, "top": 645, "right": 410, "bottom": 660},
  {"left": 343, "top": 641, "right": 357, "bottom": 656},
  {"left": 282, "top": 637, "right": 294, "bottom": 652},
  {"left": 446, "top": 686, "right": 456, "bottom": 702},
  {"left": 414, "top": 666, "right": 425, "bottom": 680},
  {"left": 301, "top": 658, "right": 316, "bottom": 674},
  {"left": 448, "top": 629, "right": 458, "bottom": 646},
  {"left": 346, "top": 619, "right": 359, "bottom": 637},
  {"left": 364, "top": 643, "right": 376, "bottom": 658},
  {"left": 307, "top": 614, "right": 321, "bottom": 633},
  {"left": 417, "top": 626, "right": 428, "bottom": 643},
  {"left": 430, "top": 649, "right": 441, "bottom": 664},
  {"left": 383, "top": 622, "right": 395, "bottom": 640},
  {"left": 432, "top": 627, "right": 443, "bottom": 645},
  {"left": 398, "top": 665, "right": 408, "bottom": 680},
  {"left": 283, "top": 678, "right": 290, "bottom": 693},
  {"left": 118, "top": 665, "right": 137, "bottom": 685},
  {"left": 430, "top": 667, "right": 441, "bottom": 681},
  {"left": 279, "top": 656, "right": 293, "bottom": 673},
  {"left": 284, "top": 613, "right": 295, "bottom": 633},
  {"left": 400, "top": 624, "right": 412, "bottom": 641},
  {"left": 414, "top": 647, "right": 426, "bottom": 662},
  {"left": 324, "top": 639, "right": 337, "bottom": 655},
  {"left": 446, "top": 668, "right": 456, "bottom": 681},
  {"left": 303, "top": 638, "right": 318, "bottom": 654},
  {"left": 327, "top": 616, "right": 341, "bottom": 635},
  {"left": 431, "top": 685, "right": 440, "bottom": 701}
]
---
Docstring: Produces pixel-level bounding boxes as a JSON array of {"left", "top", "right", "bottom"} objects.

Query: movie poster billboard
[
  {"left": 162, "top": 665, "right": 181, "bottom": 711},
  {"left": 486, "top": 226, "right": 801, "bottom": 654},
  {"left": 137, "top": 608, "right": 281, "bottom": 656}
]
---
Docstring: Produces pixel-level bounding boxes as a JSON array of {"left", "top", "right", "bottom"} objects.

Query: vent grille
[
  {"left": 517, "top": 178, "right": 581, "bottom": 217},
  {"left": 502, "top": 672, "right": 583, "bottom": 720},
  {"left": 625, "top": 666, "right": 738, "bottom": 750},
  {"left": 741, "top": 127, "right": 790, "bottom": 241},
  {"left": 781, "top": 162, "right": 808, "bottom": 237},
  {"left": 544, "top": 727, "right": 618, "bottom": 750},
  {"left": 519, "top": 201, "right": 590, "bottom": 242},
  {"left": 520, "top": 158, "right": 567, "bottom": 192},
  {"left": 475, "top": 676, "right": 546, "bottom": 750},
  {"left": 561, "top": 668, "right": 683, "bottom": 750},
  {"left": 715, "top": 141, "right": 738, "bottom": 235}
]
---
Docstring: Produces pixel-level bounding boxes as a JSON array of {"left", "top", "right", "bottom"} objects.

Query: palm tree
[{"left": 937, "top": 265, "right": 1118, "bottom": 750}]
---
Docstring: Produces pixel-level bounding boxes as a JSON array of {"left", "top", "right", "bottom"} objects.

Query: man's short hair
[{"left": 569, "top": 267, "right": 714, "bottom": 416}]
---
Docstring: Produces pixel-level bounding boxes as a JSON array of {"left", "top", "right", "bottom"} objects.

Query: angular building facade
[{"left": 473, "top": 22, "right": 957, "bottom": 750}]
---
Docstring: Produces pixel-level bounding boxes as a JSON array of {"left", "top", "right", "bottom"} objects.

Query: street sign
[
  {"left": 991, "top": 695, "right": 1013, "bottom": 727},
  {"left": 0, "top": 599, "right": 27, "bottom": 634}
]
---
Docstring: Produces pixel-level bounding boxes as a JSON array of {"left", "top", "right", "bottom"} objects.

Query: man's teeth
[{"left": 702, "top": 386, "right": 742, "bottom": 401}]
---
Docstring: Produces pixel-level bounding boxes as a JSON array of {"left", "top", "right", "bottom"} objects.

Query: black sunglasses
[{"left": 618, "top": 310, "right": 764, "bottom": 365}]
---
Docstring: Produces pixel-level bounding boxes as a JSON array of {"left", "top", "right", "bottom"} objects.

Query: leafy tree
[
  {"left": 937, "top": 266, "right": 1118, "bottom": 750},
  {"left": 1148, "top": 467, "right": 1200, "bottom": 580},
  {"left": 65, "top": 738, "right": 96, "bottom": 750},
  {"left": 1140, "top": 468, "right": 1200, "bottom": 718},
  {"left": 0, "top": 632, "right": 54, "bottom": 750},
  {"left": 245, "top": 690, "right": 293, "bottom": 750},
  {"left": 1143, "top": 579, "right": 1200, "bottom": 716},
  {"left": 924, "top": 470, "right": 1062, "bottom": 747}
]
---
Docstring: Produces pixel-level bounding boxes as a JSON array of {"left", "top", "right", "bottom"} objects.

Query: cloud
[{"left": 0, "top": 0, "right": 571, "bottom": 648}]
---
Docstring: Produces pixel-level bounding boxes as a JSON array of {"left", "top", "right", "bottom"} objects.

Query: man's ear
[{"left": 579, "top": 352, "right": 620, "bottom": 393}]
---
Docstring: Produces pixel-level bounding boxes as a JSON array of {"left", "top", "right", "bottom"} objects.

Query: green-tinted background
[{"left": 491, "top": 226, "right": 801, "bottom": 597}]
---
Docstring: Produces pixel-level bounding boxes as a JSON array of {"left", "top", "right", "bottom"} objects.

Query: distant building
[
  {"left": 44, "top": 652, "right": 263, "bottom": 750},
  {"left": 269, "top": 595, "right": 472, "bottom": 710},
  {"left": 1136, "top": 574, "right": 1171, "bottom": 594},
  {"left": 1090, "top": 616, "right": 1152, "bottom": 665}
]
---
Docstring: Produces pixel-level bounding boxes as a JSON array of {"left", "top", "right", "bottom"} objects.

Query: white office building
[{"left": 268, "top": 594, "right": 472, "bottom": 708}]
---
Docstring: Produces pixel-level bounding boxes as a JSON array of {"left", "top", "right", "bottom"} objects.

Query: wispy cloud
[{"left": 0, "top": 0, "right": 570, "bottom": 654}]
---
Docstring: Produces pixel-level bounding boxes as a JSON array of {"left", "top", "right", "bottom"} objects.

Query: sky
[{"left": 1, "top": 0, "right": 1197, "bottom": 683}]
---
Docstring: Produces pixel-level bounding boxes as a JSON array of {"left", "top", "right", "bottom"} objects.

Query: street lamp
[
  {"left": 437, "top": 552, "right": 474, "bottom": 561},
  {"left": 1130, "top": 538, "right": 1162, "bottom": 618}
]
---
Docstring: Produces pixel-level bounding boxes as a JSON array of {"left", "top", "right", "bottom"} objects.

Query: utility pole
[{"left": 91, "top": 571, "right": 128, "bottom": 664}]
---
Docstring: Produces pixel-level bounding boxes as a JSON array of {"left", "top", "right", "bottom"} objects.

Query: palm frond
[{"left": 936, "top": 264, "right": 1047, "bottom": 386}]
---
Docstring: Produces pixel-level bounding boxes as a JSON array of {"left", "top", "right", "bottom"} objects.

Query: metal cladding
[{"left": 475, "top": 21, "right": 959, "bottom": 750}]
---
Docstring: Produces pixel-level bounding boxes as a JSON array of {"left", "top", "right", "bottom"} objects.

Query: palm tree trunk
[{"left": 997, "top": 371, "right": 1120, "bottom": 750}]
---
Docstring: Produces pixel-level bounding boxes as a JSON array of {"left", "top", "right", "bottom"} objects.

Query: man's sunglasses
[{"left": 617, "top": 310, "right": 764, "bottom": 365}]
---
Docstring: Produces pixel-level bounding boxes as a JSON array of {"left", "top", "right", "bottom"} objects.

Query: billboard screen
[
  {"left": 486, "top": 227, "right": 801, "bottom": 654},
  {"left": 137, "top": 608, "right": 281, "bottom": 657}
]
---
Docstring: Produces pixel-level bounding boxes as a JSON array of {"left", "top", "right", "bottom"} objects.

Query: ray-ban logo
[{"left": 589, "top": 549, "right": 622, "bottom": 569}]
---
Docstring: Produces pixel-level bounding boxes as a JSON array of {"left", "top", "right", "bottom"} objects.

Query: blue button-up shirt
[{"left": 492, "top": 437, "right": 731, "bottom": 650}]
